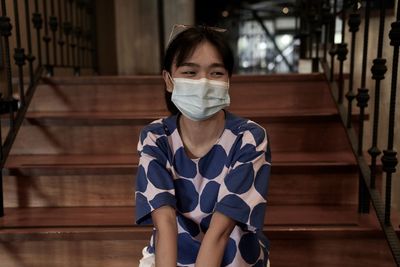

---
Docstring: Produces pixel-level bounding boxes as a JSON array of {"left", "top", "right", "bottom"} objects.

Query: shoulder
[
  {"left": 225, "top": 112, "right": 268, "bottom": 147},
  {"left": 139, "top": 115, "right": 178, "bottom": 144}
]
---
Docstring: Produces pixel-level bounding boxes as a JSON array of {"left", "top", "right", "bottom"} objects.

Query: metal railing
[
  {"left": 0, "top": 0, "right": 97, "bottom": 217},
  {"left": 301, "top": 0, "right": 400, "bottom": 264}
]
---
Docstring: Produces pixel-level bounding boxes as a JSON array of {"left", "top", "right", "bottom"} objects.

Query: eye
[
  {"left": 210, "top": 70, "right": 226, "bottom": 77},
  {"left": 181, "top": 70, "right": 197, "bottom": 76}
]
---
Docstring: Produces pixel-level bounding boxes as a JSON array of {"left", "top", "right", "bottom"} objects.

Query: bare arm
[
  {"left": 195, "top": 211, "right": 236, "bottom": 267},
  {"left": 151, "top": 206, "right": 177, "bottom": 267}
]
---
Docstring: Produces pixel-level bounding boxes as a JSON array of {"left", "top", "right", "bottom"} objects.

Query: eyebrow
[{"left": 178, "top": 62, "right": 226, "bottom": 68}]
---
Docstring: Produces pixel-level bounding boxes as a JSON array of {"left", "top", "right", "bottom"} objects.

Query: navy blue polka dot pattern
[
  {"left": 147, "top": 160, "right": 174, "bottom": 190},
  {"left": 135, "top": 112, "right": 271, "bottom": 266},
  {"left": 135, "top": 192, "right": 152, "bottom": 224},
  {"left": 142, "top": 144, "right": 168, "bottom": 168},
  {"left": 199, "top": 145, "right": 227, "bottom": 179},
  {"left": 177, "top": 233, "right": 201, "bottom": 264},
  {"left": 178, "top": 214, "right": 200, "bottom": 237},
  {"left": 174, "top": 147, "right": 197, "bottom": 178},
  {"left": 135, "top": 165, "right": 148, "bottom": 193},
  {"left": 253, "top": 260, "right": 265, "bottom": 267},
  {"left": 224, "top": 162, "right": 254, "bottom": 194},
  {"left": 139, "top": 122, "right": 165, "bottom": 144},
  {"left": 250, "top": 203, "right": 267, "bottom": 230},
  {"left": 200, "top": 214, "right": 212, "bottom": 233},
  {"left": 200, "top": 181, "right": 220, "bottom": 213},
  {"left": 239, "top": 233, "right": 261, "bottom": 264},
  {"left": 217, "top": 194, "right": 251, "bottom": 223},
  {"left": 237, "top": 144, "right": 264, "bottom": 163},
  {"left": 254, "top": 164, "right": 271, "bottom": 197},
  {"left": 221, "top": 238, "right": 237, "bottom": 266},
  {"left": 175, "top": 178, "right": 199, "bottom": 213},
  {"left": 149, "top": 192, "right": 175, "bottom": 210}
]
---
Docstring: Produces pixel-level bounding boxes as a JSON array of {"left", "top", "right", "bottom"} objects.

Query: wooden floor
[{"left": 1, "top": 73, "right": 398, "bottom": 266}]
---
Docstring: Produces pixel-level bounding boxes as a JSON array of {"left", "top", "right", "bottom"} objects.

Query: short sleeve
[
  {"left": 135, "top": 122, "right": 176, "bottom": 225},
  {"left": 215, "top": 122, "right": 271, "bottom": 232}
]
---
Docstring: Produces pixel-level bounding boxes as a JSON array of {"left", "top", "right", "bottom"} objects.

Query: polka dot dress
[{"left": 135, "top": 111, "right": 271, "bottom": 267}]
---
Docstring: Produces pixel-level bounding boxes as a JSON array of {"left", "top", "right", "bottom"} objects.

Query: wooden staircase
[{"left": 0, "top": 74, "right": 398, "bottom": 267}]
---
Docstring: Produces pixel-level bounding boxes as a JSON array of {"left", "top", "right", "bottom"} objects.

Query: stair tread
[
  {"left": 5, "top": 151, "right": 357, "bottom": 169},
  {"left": 39, "top": 73, "right": 328, "bottom": 85},
  {"left": 25, "top": 108, "right": 340, "bottom": 119},
  {"left": 0, "top": 205, "right": 389, "bottom": 241}
]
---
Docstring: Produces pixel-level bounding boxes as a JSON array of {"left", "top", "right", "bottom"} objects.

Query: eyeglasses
[{"left": 167, "top": 24, "right": 227, "bottom": 45}]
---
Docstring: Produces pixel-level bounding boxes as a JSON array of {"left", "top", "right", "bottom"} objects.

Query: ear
[{"left": 162, "top": 70, "right": 174, "bottom": 93}]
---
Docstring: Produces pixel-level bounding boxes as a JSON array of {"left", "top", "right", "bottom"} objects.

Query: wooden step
[
  {"left": 1, "top": 205, "right": 397, "bottom": 267},
  {"left": 0, "top": 205, "right": 394, "bottom": 240},
  {"left": 5, "top": 151, "right": 357, "bottom": 176},
  {"left": 2, "top": 151, "right": 362, "bottom": 208},
  {"left": 29, "top": 74, "right": 336, "bottom": 113},
  {"left": 10, "top": 118, "right": 352, "bottom": 154}
]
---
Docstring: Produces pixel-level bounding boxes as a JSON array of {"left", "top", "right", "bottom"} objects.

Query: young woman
[{"left": 135, "top": 26, "right": 271, "bottom": 267}]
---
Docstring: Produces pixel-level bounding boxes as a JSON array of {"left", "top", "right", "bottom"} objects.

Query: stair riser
[
  {"left": 0, "top": 240, "right": 147, "bottom": 267},
  {"left": 3, "top": 172, "right": 368, "bottom": 208},
  {"left": 30, "top": 80, "right": 335, "bottom": 112},
  {"left": 9, "top": 121, "right": 351, "bottom": 155},
  {"left": 0, "top": 237, "right": 395, "bottom": 267}
]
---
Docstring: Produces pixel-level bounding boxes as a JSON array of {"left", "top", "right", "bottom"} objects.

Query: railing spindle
[
  {"left": 382, "top": 1, "right": 400, "bottom": 226},
  {"left": 42, "top": 0, "right": 52, "bottom": 75},
  {"left": 1, "top": 0, "right": 15, "bottom": 129},
  {"left": 33, "top": 0, "right": 43, "bottom": 66},
  {"left": 49, "top": 0, "right": 58, "bottom": 67},
  {"left": 24, "top": 0, "right": 35, "bottom": 85},
  {"left": 12, "top": 0, "right": 26, "bottom": 107},
  {"left": 337, "top": 1, "right": 348, "bottom": 104},
  {"left": 329, "top": 0, "right": 337, "bottom": 82},
  {"left": 58, "top": 0, "right": 64, "bottom": 65},
  {"left": 355, "top": 0, "right": 371, "bottom": 214},
  {"left": 369, "top": 0, "right": 387, "bottom": 190},
  {"left": 345, "top": 6, "right": 360, "bottom": 128}
]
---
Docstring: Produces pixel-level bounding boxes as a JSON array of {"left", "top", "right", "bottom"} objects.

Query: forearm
[
  {"left": 155, "top": 225, "right": 177, "bottom": 267},
  {"left": 195, "top": 231, "right": 231, "bottom": 267},
  {"left": 152, "top": 206, "right": 178, "bottom": 267},
  {"left": 195, "top": 211, "right": 235, "bottom": 267}
]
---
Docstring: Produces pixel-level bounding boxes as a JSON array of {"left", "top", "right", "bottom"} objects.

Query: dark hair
[{"left": 163, "top": 26, "right": 234, "bottom": 115}]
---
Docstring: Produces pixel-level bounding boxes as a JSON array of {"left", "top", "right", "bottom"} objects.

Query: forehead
[{"left": 174, "top": 41, "right": 224, "bottom": 68}]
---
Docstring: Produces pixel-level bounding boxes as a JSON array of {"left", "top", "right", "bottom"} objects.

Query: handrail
[
  {"left": 0, "top": 0, "right": 97, "bottom": 217},
  {"left": 302, "top": 0, "right": 400, "bottom": 264}
]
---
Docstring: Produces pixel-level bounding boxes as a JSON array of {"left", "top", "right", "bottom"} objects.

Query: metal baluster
[
  {"left": 90, "top": 0, "right": 98, "bottom": 72},
  {"left": 33, "top": 0, "right": 43, "bottom": 66},
  {"left": 69, "top": 0, "right": 78, "bottom": 75},
  {"left": 58, "top": 0, "right": 65, "bottom": 65},
  {"left": 74, "top": 0, "right": 82, "bottom": 75},
  {"left": 42, "top": 0, "right": 52, "bottom": 75},
  {"left": 382, "top": 1, "right": 400, "bottom": 226},
  {"left": 369, "top": 0, "right": 387, "bottom": 191},
  {"left": 49, "top": 0, "right": 58, "bottom": 67},
  {"left": 64, "top": 0, "right": 72, "bottom": 66},
  {"left": 337, "top": 1, "right": 348, "bottom": 104},
  {"left": 322, "top": 1, "right": 331, "bottom": 61},
  {"left": 345, "top": 5, "right": 361, "bottom": 128},
  {"left": 356, "top": 0, "right": 372, "bottom": 214},
  {"left": 13, "top": 0, "right": 27, "bottom": 107},
  {"left": 1, "top": 0, "right": 15, "bottom": 129},
  {"left": 24, "top": 0, "right": 35, "bottom": 86},
  {"left": 329, "top": 0, "right": 337, "bottom": 82},
  {"left": 0, "top": 0, "right": 15, "bottom": 217}
]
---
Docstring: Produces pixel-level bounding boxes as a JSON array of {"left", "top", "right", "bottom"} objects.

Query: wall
[{"left": 111, "top": 0, "right": 194, "bottom": 75}]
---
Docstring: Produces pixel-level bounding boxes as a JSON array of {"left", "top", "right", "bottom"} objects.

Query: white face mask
[{"left": 170, "top": 77, "right": 230, "bottom": 121}]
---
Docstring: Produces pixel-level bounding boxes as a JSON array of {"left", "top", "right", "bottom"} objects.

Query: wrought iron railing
[
  {"left": 301, "top": 0, "right": 400, "bottom": 264},
  {"left": 0, "top": 0, "right": 97, "bottom": 217}
]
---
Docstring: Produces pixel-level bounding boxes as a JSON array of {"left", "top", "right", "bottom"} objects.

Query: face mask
[{"left": 170, "top": 76, "right": 230, "bottom": 121}]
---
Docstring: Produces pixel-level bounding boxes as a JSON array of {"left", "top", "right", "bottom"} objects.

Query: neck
[{"left": 179, "top": 110, "right": 225, "bottom": 158}]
